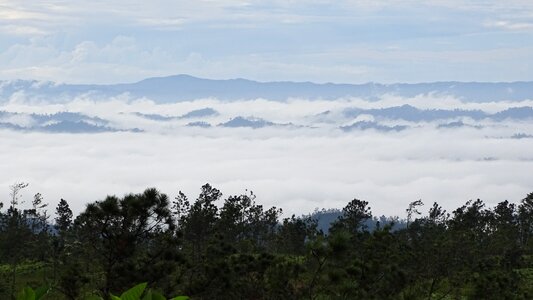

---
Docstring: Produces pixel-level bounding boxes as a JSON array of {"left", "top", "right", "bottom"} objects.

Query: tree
[
  {"left": 518, "top": 192, "right": 533, "bottom": 249},
  {"left": 400, "top": 202, "right": 449, "bottom": 299},
  {"left": 74, "top": 188, "right": 177, "bottom": 294},
  {"left": 276, "top": 215, "right": 318, "bottom": 255},
  {"left": 488, "top": 200, "right": 520, "bottom": 257},
  {"left": 406, "top": 199, "right": 424, "bottom": 228},
  {"left": 55, "top": 199, "right": 73, "bottom": 233},
  {"left": 181, "top": 184, "right": 221, "bottom": 265},
  {"left": 0, "top": 182, "right": 32, "bottom": 297},
  {"left": 331, "top": 198, "right": 372, "bottom": 234}
]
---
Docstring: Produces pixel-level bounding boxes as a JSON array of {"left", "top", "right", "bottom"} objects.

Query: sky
[
  {"left": 1, "top": 0, "right": 533, "bottom": 84},
  {"left": 1, "top": 1, "right": 533, "bottom": 218}
]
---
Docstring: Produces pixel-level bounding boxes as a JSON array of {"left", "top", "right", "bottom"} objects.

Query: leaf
[
  {"left": 120, "top": 282, "right": 147, "bottom": 300},
  {"left": 110, "top": 294, "right": 121, "bottom": 300},
  {"left": 141, "top": 290, "right": 152, "bottom": 300},
  {"left": 17, "top": 287, "right": 35, "bottom": 300},
  {"left": 34, "top": 285, "right": 49, "bottom": 300},
  {"left": 150, "top": 291, "right": 167, "bottom": 300},
  {"left": 142, "top": 290, "right": 168, "bottom": 300},
  {"left": 170, "top": 297, "right": 189, "bottom": 300}
]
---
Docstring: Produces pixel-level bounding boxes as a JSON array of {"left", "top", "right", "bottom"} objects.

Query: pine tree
[{"left": 55, "top": 199, "right": 73, "bottom": 233}]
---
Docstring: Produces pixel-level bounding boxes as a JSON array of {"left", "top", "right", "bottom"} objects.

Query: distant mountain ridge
[
  {"left": 1, "top": 104, "right": 532, "bottom": 133},
  {"left": 1, "top": 74, "right": 533, "bottom": 102}
]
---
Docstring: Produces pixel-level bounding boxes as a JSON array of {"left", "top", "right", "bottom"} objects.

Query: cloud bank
[{"left": 1, "top": 94, "right": 532, "bottom": 218}]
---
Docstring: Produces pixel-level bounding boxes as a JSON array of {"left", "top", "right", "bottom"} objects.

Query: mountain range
[
  {"left": 1, "top": 75, "right": 532, "bottom": 134},
  {"left": 1, "top": 104, "right": 532, "bottom": 133},
  {"left": 1, "top": 74, "right": 533, "bottom": 102}
]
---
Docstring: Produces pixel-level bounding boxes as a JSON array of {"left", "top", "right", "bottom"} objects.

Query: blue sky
[{"left": 1, "top": 0, "right": 533, "bottom": 84}]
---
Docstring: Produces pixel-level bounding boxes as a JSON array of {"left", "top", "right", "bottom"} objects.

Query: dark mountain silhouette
[
  {"left": 181, "top": 107, "right": 219, "bottom": 118},
  {"left": 186, "top": 121, "right": 212, "bottom": 128},
  {"left": 133, "top": 112, "right": 178, "bottom": 121},
  {"left": 219, "top": 116, "right": 275, "bottom": 129},
  {"left": 40, "top": 121, "right": 115, "bottom": 133},
  {"left": 2, "top": 75, "right": 533, "bottom": 102},
  {"left": 0, "top": 122, "right": 25, "bottom": 131},
  {"left": 491, "top": 106, "right": 533, "bottom": 120},
  {"left": 343, "top": 104, "right": 488, "bottom": 121},
  {"left": 342, "top": 105, "right": 533, "bottom": 122},
  {"left": 340, "top": 121, "right": 408, "bottom": 132},
  {"left": 437, "top": 121, "right": 482, "bottom": 129}
]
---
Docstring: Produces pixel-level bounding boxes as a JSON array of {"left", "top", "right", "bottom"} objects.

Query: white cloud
[
  {"left": 485, "top": 20, "right": 533, "bottom": 31},
  {"left": 2, "top": 127, "right": 531, "bottom": 218},
  {"left": 1, "top": 94, "right": 532, "bottom": 218},
  {"left": 0, "top": 25, "right": 48, "bottom": 36}
]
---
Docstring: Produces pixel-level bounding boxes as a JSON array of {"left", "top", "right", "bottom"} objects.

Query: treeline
[{"left": 1, "top": 183, "right": 533, "bottom": 299}]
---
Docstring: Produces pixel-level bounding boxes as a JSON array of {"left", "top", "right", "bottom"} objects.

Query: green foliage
[
  {"left": 2, "top": 184, "right": 533, "bottom": 299},
  {"left": 98, "top": 282, "right": 188, "bottom": 300},
  {"left": 16, "top": 285, "right": 49, "bottom": 300},
  {"left": 55, "top": 199, "right": 73, "bottom": 233},
  {"left": 114, "top": 282, "right": 147, "bottom": 300},
  {"left": 141, "top": 290, "right": 165, "bottom": 300},
  {"left": 73, "top": 188, "right": 178, "bottom": 294}
]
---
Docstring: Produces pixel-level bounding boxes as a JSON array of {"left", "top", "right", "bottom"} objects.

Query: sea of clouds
[{"left": 1, "top": 93, "right": 533, "bottom": 218}]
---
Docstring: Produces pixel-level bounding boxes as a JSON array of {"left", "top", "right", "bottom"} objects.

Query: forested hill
[
  {"left": 2, "top": 75, "right": 533, "bottom": 102},
  {"left": 1, "top": 183, "right": 533, "bottom": 299},
  {"left": 308, "top": 208, "right": 407, "bottom": 233}
]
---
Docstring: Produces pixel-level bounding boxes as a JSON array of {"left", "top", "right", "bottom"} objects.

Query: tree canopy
[{"left": 0, "top": 184, "right": 532, "bottom": 299}]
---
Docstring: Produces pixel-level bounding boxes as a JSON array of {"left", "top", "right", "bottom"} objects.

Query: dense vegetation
[{"left": 1, "top": 182, "right": 533, "bottom": 299}]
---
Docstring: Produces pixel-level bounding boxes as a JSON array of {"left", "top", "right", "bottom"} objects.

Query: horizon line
[{"left": 1, "top": 73, "right": 533, "bottom": 86}]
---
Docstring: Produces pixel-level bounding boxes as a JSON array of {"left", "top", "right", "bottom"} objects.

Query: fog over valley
[{"left": 1, "top": 76, "right": 532, "bottom": 217}]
